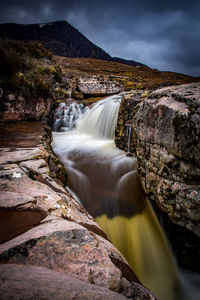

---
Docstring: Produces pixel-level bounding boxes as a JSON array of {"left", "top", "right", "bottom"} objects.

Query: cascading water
[
  {"left": 52, "top": 95, "right": 199, "bottom": 300},
  {"left": 53, "top": 101, "right": 87, "bottom": 132}
]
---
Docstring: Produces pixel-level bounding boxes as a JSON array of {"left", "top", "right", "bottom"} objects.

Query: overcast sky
[{"left": 0, "top": 0, "right": 200, "bottom": 76}]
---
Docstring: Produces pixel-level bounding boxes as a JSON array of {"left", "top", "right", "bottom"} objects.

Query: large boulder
[
  {"left": 133, "top": 82, "right": 200, "bottom": 236},
  {"left": 77, "top": 75, "right": 123, "bottom": 97}
]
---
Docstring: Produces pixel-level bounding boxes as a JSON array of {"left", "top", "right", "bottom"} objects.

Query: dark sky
[{"left": 1, "top": 0, "right": 200, "bottom": 76}]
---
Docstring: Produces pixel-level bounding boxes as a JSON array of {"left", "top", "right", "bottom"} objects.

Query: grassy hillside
[
  {"left": 54, "top": 56, "right": 199, "bottom": 91},
  {"left": 0, "top": 38, "right": 199, "bottom": 102}
]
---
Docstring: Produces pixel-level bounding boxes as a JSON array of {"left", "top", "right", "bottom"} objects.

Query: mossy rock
[{"left": 71, "top": 90, "right": 84, "bottom": 100}]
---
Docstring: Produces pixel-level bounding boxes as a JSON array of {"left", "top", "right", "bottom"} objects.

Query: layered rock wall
[{"left": 115, "top": 83, "right": 200, "bottom": 237}]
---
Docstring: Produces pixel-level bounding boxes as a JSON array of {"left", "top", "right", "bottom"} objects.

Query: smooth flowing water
[{"left": 52, "top": 94, "right": 199, "bottom": 300}]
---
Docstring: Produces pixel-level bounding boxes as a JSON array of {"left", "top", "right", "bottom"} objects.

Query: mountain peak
[{"left": 0, "top": 20, "right": 145, "bottom": 67}]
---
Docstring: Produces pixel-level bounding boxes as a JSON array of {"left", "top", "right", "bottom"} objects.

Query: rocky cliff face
[
  {"left": 116, "top": 83, "right": 200, "bottom": 236},
  {"left": 115, "top": 82, "right": 200, "bottom": 271},
  {"left": 133, "top": 83, "right": 200, "bottom": 236}
]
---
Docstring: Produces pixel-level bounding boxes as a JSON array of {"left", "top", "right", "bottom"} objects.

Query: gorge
[
  {"left": 0, "top": 78, "right": 200, "bottom": 300},
  {"left": 52, "top": 92, "right": 200, "bottom": 300}
]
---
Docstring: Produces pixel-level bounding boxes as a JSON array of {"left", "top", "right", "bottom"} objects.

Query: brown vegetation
[
  {"left": 55, "top": 56, "right": 199, "bottom": 90},
  {"left": 0, "top": 39, "right": 61, "bottom": 96},
  {"left": 0, "top": 39, "right": 199, "bottom": 102}
]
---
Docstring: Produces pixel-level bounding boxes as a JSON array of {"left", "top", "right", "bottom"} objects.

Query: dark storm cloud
[{"left": 0, "top": 0, "right": 200, "bottom": 76}]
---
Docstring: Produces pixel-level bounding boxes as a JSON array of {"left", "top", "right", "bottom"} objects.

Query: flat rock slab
[
  {"left": 0, "top": 167, "right": 61, "bottom": 209},
  {"left": 151, "top": 82, "right": 200, "bottom": 103},
  {"left": 0, "top": 264, "right": 128, "bottom": 300},
  {"left": 20, "top": 159, "right": 50, "bottom": 175},
  {"left": 0, "top": 191, "right": 35, "bottom": 208},
  {"left": 0, "top": 164, "right": 27, "bottom": 179},
  {"left": 0, "top": 121, "right": 44, "bottom": 148},
  {"left": 132, "top": 82, "right": 200, "bottom": 235},
  {"left": 0, "top": 147, "right": 48, "bottom": 165}
]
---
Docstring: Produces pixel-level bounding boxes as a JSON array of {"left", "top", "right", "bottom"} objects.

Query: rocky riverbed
[{"left": 0, "top": 121, "right": 158, "bottom": 300}]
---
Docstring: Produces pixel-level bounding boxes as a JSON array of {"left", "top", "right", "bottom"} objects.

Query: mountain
[{"left": 0, "top": 20, "right": 145, "bottom": 67}]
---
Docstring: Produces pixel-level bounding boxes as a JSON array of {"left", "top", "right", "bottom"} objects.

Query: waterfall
[
  {"left": 77, "top": 94, "right": 122, "bottom": 139},
  {"left": 53, "top": 101, "right": 87, "bottom": 132},
  {"left": 52, "top": 94, "right": 199, "bottom": 300}
]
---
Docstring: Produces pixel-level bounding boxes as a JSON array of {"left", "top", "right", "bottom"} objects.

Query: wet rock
[
  {"left": 71, "top": 89, "right": 84, "bottom": 100},
  {"left": 0, "top": 264, "right": 128, "bottom": 300},
  {"left": 0, "top": 121, "right": 67, "bottom": 184},
  {"left": 96, "top": 234, "right": 140, "bottom": 284},
  {"left": 122, "top": 83, "right": 200, "bottom": 236},
  {"left": 120, "top": 278, "right": 157, "bottom": 299},
  {"left": 0, "top": 208, "right": 46, "bottom": 244},
  {"left": 77, "top": 75, "right": 123, "bottom": 97},
  {"left": 0, "top": 164, "right": 27, "bottom": 179},
  {"left": 34, "top": 172, "right": 67, "bottom": 193},
  {"left": 0, "top": 165, "right": 60, "bottom": 209}
]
